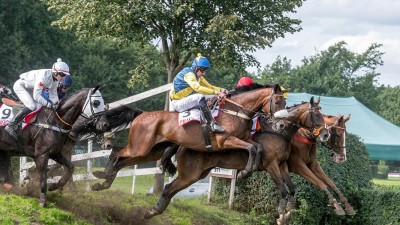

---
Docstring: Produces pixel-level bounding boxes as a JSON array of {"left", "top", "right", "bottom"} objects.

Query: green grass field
[{"left": 372, "top": 178, "right": 400, "bottom": 186}]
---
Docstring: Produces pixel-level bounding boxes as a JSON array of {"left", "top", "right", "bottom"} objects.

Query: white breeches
[
  {"left": 13, "top": 79, "right": 36, "bottom": 111},
  {"left": 170, "top": 93, "right": 215, "bottom": 112}
]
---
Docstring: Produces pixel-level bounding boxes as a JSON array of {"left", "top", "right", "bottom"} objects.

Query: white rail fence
[{"left": 19, "top": 83, "right": 173, "bottom": 191}]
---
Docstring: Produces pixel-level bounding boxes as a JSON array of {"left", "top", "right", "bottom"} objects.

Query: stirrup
[
  {"left": 5, "top": 125, "right": 18, "bottom": 140},
  {"left": 210, "top": 122, "right": 225, "bottom": 133}
]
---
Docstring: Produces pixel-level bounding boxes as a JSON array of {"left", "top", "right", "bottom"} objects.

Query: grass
[
  {"left": 372, "top": 178, "right": 400, "bottom": 186},
  {"left": 1, "top": 169, "right": 256, "bottom": 225}
]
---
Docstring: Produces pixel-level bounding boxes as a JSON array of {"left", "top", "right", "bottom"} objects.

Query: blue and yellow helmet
[{"left": 191, "top": 53, "right": 210, "bottom": 70}]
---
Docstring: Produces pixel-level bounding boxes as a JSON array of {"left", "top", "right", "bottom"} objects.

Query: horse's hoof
[
  {"left": 48, "top": 183, "right": 58, "bottom": 192},
  {"left": 91, "top": 183, "right": 103, "bottom": 191},
  {"left": 345, "top": 207, "right": 356, "bottom": 215},
  {"left": 278, "top": 199, "right": 287, "bottom": 215},
  {"left": 3, "top": 183, "right": 13, "bottom": 190},
  {"left": 93, "top": 171, "right": 107, "bottom": 179},
  {"left": 334, "top": 207, "right": 346, "bottom": 216},
  {"left": 144, "top": 208, "right": 160, "bottom": 219},
  {"left": 276, "top": 214, "right": 286, "bottom": 225}
]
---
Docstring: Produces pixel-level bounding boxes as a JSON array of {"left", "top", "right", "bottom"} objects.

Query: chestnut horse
[
  {"left": 144, "top": 97, "right": 326, "bottom": 223},
  {"left": 0, "top": 86, "right": 109, "bottom": 206},
  {"left": 91, "top": 84, "right": 286, "bottom": 191},
  {"left": 286, "top": 114, "right": 355, "bottom": 216}
]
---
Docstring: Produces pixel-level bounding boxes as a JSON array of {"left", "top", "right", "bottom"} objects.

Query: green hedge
[{"left": 213, "top": 133, "right": 389, "bottom": 224}]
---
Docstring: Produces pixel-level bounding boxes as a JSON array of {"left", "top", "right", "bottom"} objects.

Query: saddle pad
[
  {"left": 22, "top": 105, "right": 43, "bottom": 130},
  {"left": 178, "top": 109, "right": 202, "bottom": 126},
  {"left": 250, "top": 115, "right": 260, "bottom": 140},
  {"left": 1, "top": 98, "right": 22, "bottom": 107},
  {"left": 177, "top": 105, "right": 222, "bottom": 127}
]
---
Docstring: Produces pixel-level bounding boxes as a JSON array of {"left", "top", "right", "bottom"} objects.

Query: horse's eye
[{"left": 93, "top": 100, "right": 101, "bottom": 108}]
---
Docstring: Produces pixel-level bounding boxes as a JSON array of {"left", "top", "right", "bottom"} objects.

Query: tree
[
  {"left": 376, "top": 86, "right": 400, "bottom": 126},
  {"left": 258, "top": 41, "right": 385, "bottom": 110},
  {"left": 45, "top": 0, "right": 304, "bottom": 82}
]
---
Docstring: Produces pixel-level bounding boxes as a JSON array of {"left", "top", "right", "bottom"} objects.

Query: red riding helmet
[{"left": 236, "top": 77, "right": 254, "bottom": 88}]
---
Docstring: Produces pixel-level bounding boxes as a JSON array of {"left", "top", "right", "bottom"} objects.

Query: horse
[
  {"left": 0, "top": 86, "right": 109, "bottom": 206},
  {"left": 33, "top": 105, "right": 143, "bottom": 191},
  {"left": 143, "top": 97, "right": 327, "bottom": 223},
  {"left": 91, "top": 83, "right": 287, "bottom": 191},
  {"left": 286, "top": 114, "right": 355, "bottom": 216}
]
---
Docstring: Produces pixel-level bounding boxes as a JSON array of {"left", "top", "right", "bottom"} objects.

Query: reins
[{"left": 55, "top": 111, "right": 73, "bottom": 127}]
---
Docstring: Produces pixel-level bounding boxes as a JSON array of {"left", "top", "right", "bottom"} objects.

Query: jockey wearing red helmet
[{"left": 236, "top": 77, "right": 254, "bottom": 88}]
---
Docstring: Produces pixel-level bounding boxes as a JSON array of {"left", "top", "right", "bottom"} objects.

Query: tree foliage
[
  {"left": 257, "top": 41, "right": 400, "bottom": 125},
  {"left": 44, "top": 0, "right": 305, "bottom": 82}
]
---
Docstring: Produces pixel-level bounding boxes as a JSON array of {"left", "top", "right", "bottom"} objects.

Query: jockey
[
  {"left": 236, "top": 77, "right": 289, "bottom": 99},
  {"left": 170, "top": 53, "right": 227, "bottom": 133},
  {"left": 236, "top": 76, "right": 255, "bottom": 88},
  {"left": 5, "top": 58, "right": 70, "bottom": 140},
  {"left": 41, "top": 74, "right": 72, "bottom": 102}
]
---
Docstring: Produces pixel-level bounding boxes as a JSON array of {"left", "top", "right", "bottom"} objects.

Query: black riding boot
[
  {"left": 5, "top": 107, "right": 32, "bottom": 140},
  {"left": 200, "top": 105, "right": 224, "bottom": 133}
]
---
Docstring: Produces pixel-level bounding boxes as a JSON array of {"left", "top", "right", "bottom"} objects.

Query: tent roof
[{"left": 286, "top": 93, "right": 400, "bottom": 161}]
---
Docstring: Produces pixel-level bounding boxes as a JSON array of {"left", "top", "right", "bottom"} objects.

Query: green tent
[{"left": 286, "top": 93, "right": 400, "bottom": 161}]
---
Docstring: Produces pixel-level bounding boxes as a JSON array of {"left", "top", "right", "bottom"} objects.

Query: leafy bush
[{"left": 213, "top": 133, "right": 373, "bottom": 224}]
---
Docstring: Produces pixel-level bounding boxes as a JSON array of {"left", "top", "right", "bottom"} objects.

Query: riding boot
[
  {"left": 5, "top": 107, "right": 32, "bottom": 140},
  {"left": 200, "top": 105, "right": 224, "bottom": 133}
]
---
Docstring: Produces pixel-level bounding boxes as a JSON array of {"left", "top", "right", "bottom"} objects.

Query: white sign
[{"left": 210, "top": 167, "right": 236, "bottom": 179}]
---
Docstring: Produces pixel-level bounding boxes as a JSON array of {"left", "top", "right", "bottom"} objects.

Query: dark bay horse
[
  {"left": 92, "top": 84, "right": 286, "bottom": 191},
  {"left": 286, "top": 114, "right": 355, "bottom": 216},
  {"left": 35, "top": 105, "right": 143, "bottom": 190},
  {"left": 144, "top": 97, "right": 326, "bottom": 222},
  {"left": 0, "top": 86, "right": 109, "bottom": 206}
]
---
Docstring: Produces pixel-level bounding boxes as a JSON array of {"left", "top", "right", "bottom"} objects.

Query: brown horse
[
  {"left": 91, "top": 84, "right": 286, "bottom": 191},
  {"left": 0, "top": 86, "right": 109, "bottom": 206},
  {"left": 286, "top": 114, "right": 355, "bottom": 216},
  {"left": 144, "top": 97, "right": 326, "bottom": 222}
]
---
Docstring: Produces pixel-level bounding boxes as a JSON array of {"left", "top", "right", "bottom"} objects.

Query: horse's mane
[
  {"left": 59, "top": 88, "right": 91, "bottom": 107},
  {"left": 106, "top": 105, "right": 143, "bottom": 130},
  {"left": 230, "top": 83, "right": 276, "bottom": 96},
  {"left": 286, "top": 101, "right": 307, "bottom": 109}
]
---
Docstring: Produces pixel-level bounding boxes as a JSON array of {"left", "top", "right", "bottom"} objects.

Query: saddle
[{"left": 1, "top": 98, "right": 42, "bottom": 129}]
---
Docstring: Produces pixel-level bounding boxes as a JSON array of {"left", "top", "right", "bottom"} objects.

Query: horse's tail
[{"left": 161, "top": 144, "right": 180, "bottom": 176}]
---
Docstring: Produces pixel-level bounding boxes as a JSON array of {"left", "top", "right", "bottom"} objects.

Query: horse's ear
[
  {"left": 274, "top": 84, "right": 281, "bottom": 93},
  {"left": 315, "top": 96, "right": 321, "bottom": 104},
  {"left": 92, "top": 85, "right": 100, "bottom": 94},
  {"left": 310, "top": 96, "right": 314, "bottom": 105},
  {"left": 99, "top": 84, "right": 106, "bottom": 91},
  {"left": 344, "top": 114, "right": 351, "bottom": 122}
]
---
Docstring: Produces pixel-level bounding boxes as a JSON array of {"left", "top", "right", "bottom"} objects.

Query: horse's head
[
  {"left": 83, "top": 85, "right": 109, "bottom": 131},
  {"left": 60, "top": 85, "right": 109, "bottom": 132},
  {"left": 275, "top": 97, "right": 326, "bottom": 139},
  {"left": 230, "top": 83, "right": 286, "bottom": 118},
  {"left": 324, "top": 114, "right": 351, "bottom": 163}
]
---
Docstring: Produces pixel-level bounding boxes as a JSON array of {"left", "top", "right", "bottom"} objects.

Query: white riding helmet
[{"left": 52, "top": 58, "right": 70, "bottom": 75}]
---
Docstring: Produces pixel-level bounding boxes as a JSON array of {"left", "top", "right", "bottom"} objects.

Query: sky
[{"left": 247, "top": 0, "right": 400, "bottom": 87}]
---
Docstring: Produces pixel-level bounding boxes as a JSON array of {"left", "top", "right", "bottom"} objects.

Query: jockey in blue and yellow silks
[{"left": 170, "top": 53, "right": 227, "bottom": 133}]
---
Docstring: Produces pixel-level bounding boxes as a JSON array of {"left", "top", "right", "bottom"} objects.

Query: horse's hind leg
[
  {"left": 144, "top": 175, "right": 200, "bottom": 219},
  {"left": 47, "top": 153, "right": 74, "bottom": 192},
  {"left": 0, "top": 152, "right": 14, "bottom": 189}
]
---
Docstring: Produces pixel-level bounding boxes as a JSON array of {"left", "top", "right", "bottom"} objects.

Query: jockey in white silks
[
  {"left": 169, "top": 54, "right": 227, "bottom": 133},
  {"left": 5, "top": 58, "right": 71, "bottom": 140}
]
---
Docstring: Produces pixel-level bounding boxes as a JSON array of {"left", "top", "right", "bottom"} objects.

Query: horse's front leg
[
  {"left": 34, "top": 153, "right": 50, "bottom": 207},
  {"left": 247, "top": 139, "right": 263, "bottom": 171},
  {"left": 220, "top": 137, "right": 256, "bottom": 179},
  {"left": 310, "top": 162, "right": 356, "bottom": 215},
  {"left": 48, "top": 152, "right": 74, "bottom": 192}
]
